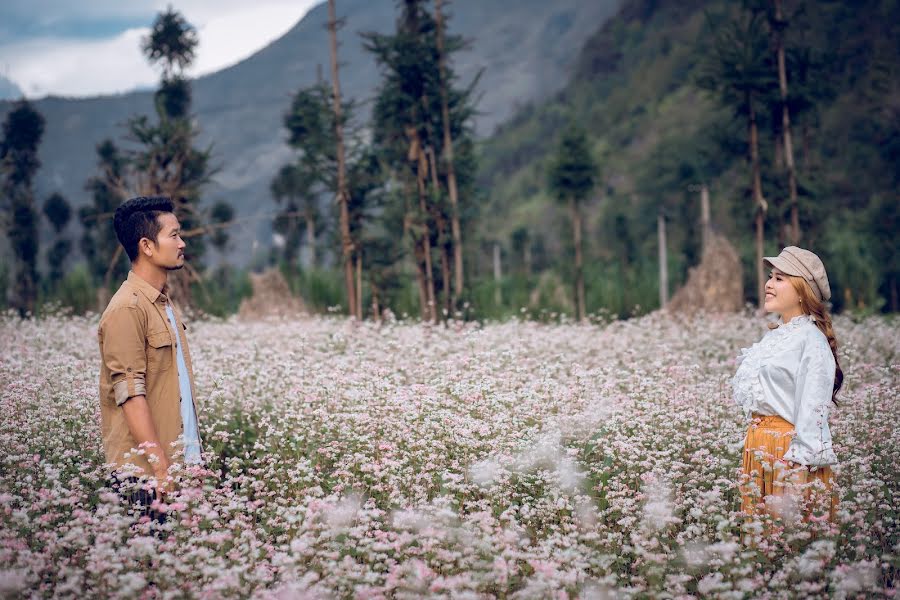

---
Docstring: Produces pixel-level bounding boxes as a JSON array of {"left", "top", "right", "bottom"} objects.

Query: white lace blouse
[{"left": 731, "top": 315, "right": 838, "bottom": 466}]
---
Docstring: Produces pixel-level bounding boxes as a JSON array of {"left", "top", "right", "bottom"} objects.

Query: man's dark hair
[{"left": 113, "top": 196, "right": 175, "bottom": 261}]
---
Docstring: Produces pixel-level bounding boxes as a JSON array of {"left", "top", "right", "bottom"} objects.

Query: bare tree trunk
[
  {"left": 434, "top": 0, "right": 464, "bottom": 306},
  {"left": 440, "top": 239, "right": 452, "bottom": 318},
  {"left": 570, "top": 197, "right": 585, "bottom": 322},
  {"left": 414, "top": 237, "right": 429, "bottom": 320},
  {"left": 775, "top": 0, "right": 800, "bottom": 244},
  {"left": 305, "top": 208, "right": 317, "bottom": 268},
  {"left": 493, "top": 242, "right": 502, "bottom": 307},
  {"left": 774, "top": 134, "right": 784, "bottom": 169},
  {"left": 426, "top": 146, "right": 452, "bottom": 318},
  {"left": 355, "top": 253, "right": 363, "bottom": 320},
  {"left": 371, "top": 282, "right": 381, "bottom": 322},
  {"left": 524, "top": 243, "right": 532, "bottom": 278},
  {"left": 658, "top": 211, "right": 668, "bottom": 309},
  {"left": 749, "top": 100, "right": 768, "bottom": 310},
  {"left": 327, "top": 0, "right": 356, "bottom": 318},
  {"left": 700, "top": 184, "right": 711, "bottom": 252},
  {"left": 891, "top": 276, "right": 898, "bottom": 313},
  {"left": 413, "top": 147, "right": 437, "bottom": 323}
]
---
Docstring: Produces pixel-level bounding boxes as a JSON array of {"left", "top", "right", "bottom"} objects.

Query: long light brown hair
[{"left": 789, "top": 275, "right": 843, "bottom": 403}]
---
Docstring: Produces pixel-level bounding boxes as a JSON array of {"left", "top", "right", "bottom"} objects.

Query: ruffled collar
[
  {"left": 731, "top": 314, "right": 812, "bottom": 416},
  {"left": 774, "top": 314, "right": 813, "bottom": 330}
]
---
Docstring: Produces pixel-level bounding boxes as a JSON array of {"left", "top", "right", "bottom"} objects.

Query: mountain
[
  {"left": 0, "top": 0, "right": 621, "bottom": 263},
  {"left": 0, "top": 74, "right": 22, "bottom": 100}
]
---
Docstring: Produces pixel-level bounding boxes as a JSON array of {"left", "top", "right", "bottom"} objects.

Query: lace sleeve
[{"left": 784, "top": 334, "right": 838, "bottom": 466}]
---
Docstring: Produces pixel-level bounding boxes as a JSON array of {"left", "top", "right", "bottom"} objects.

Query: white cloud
[
  {"left": 1, "top": 29, "right": 155, "bottom": 97},
  {"left": 0, "top": 0, "right": 320, "bottom": 98},
  {"left": 189, "top": 2, "right": 319, "bottom": 76}
]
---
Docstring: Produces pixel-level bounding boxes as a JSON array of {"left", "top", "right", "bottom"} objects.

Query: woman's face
[{"left": 764, "top": 267, "right": 802, "bottom": 317}]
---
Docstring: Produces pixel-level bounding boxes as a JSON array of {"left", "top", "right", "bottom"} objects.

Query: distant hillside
[
  {"left": 0, "top": 74, "right": 21, "bottom": 100},
  {"left": 0, "top": 0, "right": 621, "bottom": 263},
  {"left": 475, "top": 0, "right": 900, "bottom": 312}
]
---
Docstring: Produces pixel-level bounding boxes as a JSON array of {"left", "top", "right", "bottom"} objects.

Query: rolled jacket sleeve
[
  {"left": 100, "top": 306, "right": 147, "bottom": 405},
  {"left": 784, "top": 338, "right": 838, "bottom": 467}
]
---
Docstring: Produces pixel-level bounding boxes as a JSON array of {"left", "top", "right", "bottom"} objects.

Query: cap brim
[{"left": 763, "top": 255, "right": 803, "bottom": 277}]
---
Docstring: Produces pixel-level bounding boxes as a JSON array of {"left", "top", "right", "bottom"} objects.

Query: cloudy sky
[{"left": 0, "top": 0, "right": 320, "bottom": 98}]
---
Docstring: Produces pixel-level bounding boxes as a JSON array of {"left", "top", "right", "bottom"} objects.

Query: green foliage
[
  {"left": 128, "top": 8, "right": 213, "bottom": 273},
  {"left": 695, "top": 9, "right": 776, "bottom": 122},
  {"left": 1, "top": 100, "right": 45, "bottom": 316},
  {"left": 51, "top": 264, "right": 96, "bottom": 315},
  {"left": 209, "top": 201, "right": 234, "bottom": 254},
  {"left": 270, "top": 163, "right": 315, "bottom": 268},
  {"left": 42, "top": 192, "right": 71, "bottom": 233},
  {"left": 283, "top": 83, "right": 347, "bottom": 182},
  {"left": 281, "top": 266, "right": 344, "bottom": 313},
  {"left": 821, "top": 220, "right": 884, "bottom": 315},
  {"left": 80, "top": 140, "right": 129, "bottom": 288},
  {"left": 0, "top": 100, "right": 44, "bottom": 188},
  {"left": 191, "top": 267, "right": 253, "bottom": 317},
  {"left": 476, "top": 0, "right": 900, "bottom": 316},
  {"left": 155, "top": 76, "right": 192, "bottom": 120},
  {"left": 548, "top": 124, "right": 597, "bottom": 205},
  {"left": 41, "top": 192, "right": 73, "bottom": 288},
  {"left": 362, "top": 0, "right": 479, "bottom": 318},
  {"left": 141, "top": 7, "right": 199, "bottom": 80}
]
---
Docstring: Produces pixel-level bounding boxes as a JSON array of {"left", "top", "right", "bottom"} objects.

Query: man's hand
[{"left": 122, "top": 394, "right": 171, "bottom": 495}]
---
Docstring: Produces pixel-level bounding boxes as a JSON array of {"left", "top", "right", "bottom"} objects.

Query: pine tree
[
  {"left": 42, "top": 192, "right": 72, "bottom": 289},
  {"left": 1, "top": 100, "right": 45, "bottom": 316},
  {"left": 80, "top": 139, "right": 130, "bottom": 297},
  {"left": 131, "top": 7, "right": 212, "bottom": 305},
  {"left": 697, "top": 10, "right": 776, "bottom": 309},
  {"left": 271, "top": 163, "right": 314, "bottom": 269},
  {"left": 548, "top": 123, "right": 597, "bottom": 322},
  {"left": 364, "top": 0, "right": 477, "bottom": 321}
]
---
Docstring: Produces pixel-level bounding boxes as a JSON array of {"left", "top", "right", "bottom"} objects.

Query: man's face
[{"left": 147, "top": 212, "right": 186, "bottom": 271}]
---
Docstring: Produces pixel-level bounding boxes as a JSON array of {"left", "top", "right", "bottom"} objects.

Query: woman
[{"left": 732, "top": 246, "right": 842, "bottom": 524}]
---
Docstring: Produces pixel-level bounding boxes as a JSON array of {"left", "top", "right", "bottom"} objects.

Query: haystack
[
  {"left": 238, "top": 268, "right": 307, "bottom": 319},
  {"left": 667, "top": 232, "right": 744, "bottom": 313}
]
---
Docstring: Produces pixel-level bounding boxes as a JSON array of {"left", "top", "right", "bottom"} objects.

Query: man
[{"left": 98, "top": 196, "right": 202, "bottom": 519}]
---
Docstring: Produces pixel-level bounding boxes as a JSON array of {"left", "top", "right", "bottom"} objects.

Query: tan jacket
[{"left": 98, "top": 271, "right": 201, "bottom": 475}]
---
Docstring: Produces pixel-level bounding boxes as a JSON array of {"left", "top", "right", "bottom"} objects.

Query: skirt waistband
[{"left": 749, "top": 413, "right": 794, "bottom": 430}]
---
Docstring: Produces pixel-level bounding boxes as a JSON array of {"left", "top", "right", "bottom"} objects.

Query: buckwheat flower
[{"left": 0, "top": 570, "right": 28, "bottom": 597}]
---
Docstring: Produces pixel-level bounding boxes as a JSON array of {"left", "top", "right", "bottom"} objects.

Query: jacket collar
[{"left": 127, "top": 270, "right": 170, "bottom": 304}]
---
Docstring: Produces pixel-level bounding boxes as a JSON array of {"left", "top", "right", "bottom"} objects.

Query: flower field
[{"left": 1, "top": 311, "right": 897, "bottom": 598}]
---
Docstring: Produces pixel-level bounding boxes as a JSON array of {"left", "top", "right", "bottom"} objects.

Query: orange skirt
[{"left": 740, "top": 415, "right": 836, "bottom": 521}]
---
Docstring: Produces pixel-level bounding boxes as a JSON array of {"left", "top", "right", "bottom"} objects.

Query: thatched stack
[
  {"left": 668, "top": 232, "right": 744, "bottom": 313},
  {"left": 238, "top": 268, "right": 307, "bottom": 319}
]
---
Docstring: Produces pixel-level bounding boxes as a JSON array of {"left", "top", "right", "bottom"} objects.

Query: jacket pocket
[{"left": 146, "top": 330, "right": 174, "bottom": 372}]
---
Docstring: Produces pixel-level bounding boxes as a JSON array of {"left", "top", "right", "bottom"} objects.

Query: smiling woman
[
  {"left": 732, "top": 246, "right": 841, "bottom": 536},
  {"left": 0, "top": 0, "right": 318, "bottom": 98}
]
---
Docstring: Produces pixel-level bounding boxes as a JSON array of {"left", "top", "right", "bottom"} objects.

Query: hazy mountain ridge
[
  {"left": 1, "top": 0, "right": 621, "bottom": 263},
  {"left": 0, "top": 74, "right": 22, "bottom": 100}
]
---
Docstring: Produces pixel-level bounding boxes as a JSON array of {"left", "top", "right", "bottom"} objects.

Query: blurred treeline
[
  {"left": 1, "top": 0, "right": 897, "bottom": 320},
  {"left": 479, "top": 0, "right": 899, "bottom": 316}
]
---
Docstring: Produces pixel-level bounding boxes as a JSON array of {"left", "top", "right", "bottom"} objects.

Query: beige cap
[{"left": 763, "top": 246, "right": 831, "bottom": 301}]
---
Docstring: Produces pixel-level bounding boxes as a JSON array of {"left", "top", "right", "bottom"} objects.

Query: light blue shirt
[{"left": 165, "top": 304, "right": 202, "bottom": 464}]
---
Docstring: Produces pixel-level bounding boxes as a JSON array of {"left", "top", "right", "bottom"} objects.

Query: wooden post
[
  {"left": 355, "top": 253, "right": 363, "bottom": 320},
  {"left": 700, "top": 184, "right": 711, "bottom": 252},
  {"left": 493, "top": 242, "right": 502, "bottom": 307},
  {"left": 749, "top": 100, "right": 767, "bottom": 310},
  {"left": 305, "top": 210, "right": 317, "bottom": 268},
  {"left": 658, "top": 211, "right": 668, "bottom": 309},
  {"left": 570, "top": 197, "right": 586, "bottom": 322}
]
